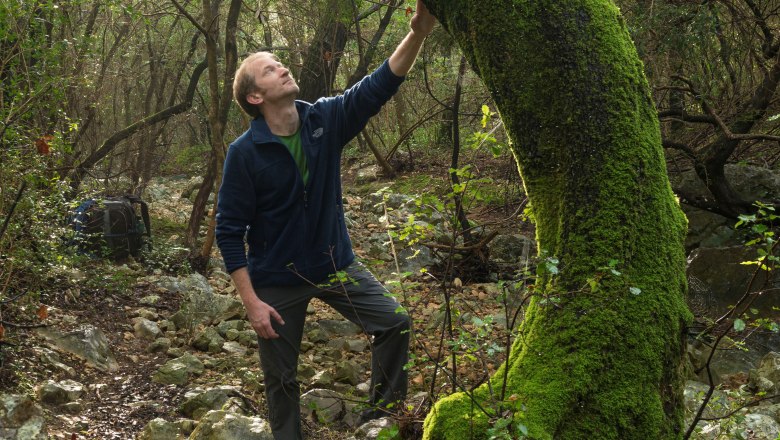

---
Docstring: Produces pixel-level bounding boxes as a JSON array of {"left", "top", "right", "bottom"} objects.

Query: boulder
[
  {"left": 35, "top": 325, "right": 118, "bottom": 371},
  {"left": 180, "top": 386, "right": 240, "bottom": 419},
  {"left": 137, "top": 418, "right": 186, "bottom": 440},
  {"left": 152, "top": 353, "right": 204, "bottom": 385},
  {"left": 133, "top": 317, "right": 162, "bottom": 340},
  {"left": 192, "top": 327, "right": 225, "bottom": 353},
  {"left": 0, "top": 394, "right": 47, "bottom": 440},
  {"left": 349, "top": 417, "right": 399, "bottom": 440},
  {"left": 36, "top": 379, "right": 84, "bottom": 405},
  {"left": 749, "top": 352, "right": 780, "bottom": 400},
  {"left": 188, "top": 410, "right": 273, "bottom": 440},
  {"left": 334, "top": 360, "right": 363, "bottom": 386},
  {"left": 300, "top": 388, "right": 349, "bottom": 424}
]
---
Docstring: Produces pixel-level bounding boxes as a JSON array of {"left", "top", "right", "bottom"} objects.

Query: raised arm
[{"left": 388, "top": 0, "right": 436, "bottom": 76}]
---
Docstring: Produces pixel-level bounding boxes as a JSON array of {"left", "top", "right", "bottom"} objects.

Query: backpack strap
[{"left": 124, "top": 194, "right": 151, "bottom": 238}]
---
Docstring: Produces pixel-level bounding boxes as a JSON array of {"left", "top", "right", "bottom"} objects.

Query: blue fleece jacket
[{"left": 216, "top": 60, "right": 404, "bottom": 287}]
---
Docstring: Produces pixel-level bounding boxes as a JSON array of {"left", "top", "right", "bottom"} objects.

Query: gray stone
[
  {"left": 0, "top": 394, "right": 47, "bottom": 440},
  {"left": 217, "top": 320, "right": 245, "bottom": 337},
  {"left": 318, "top": 319, "right": 362, "bottom": 337},
  {"left": 140, "top": 295, "right": 162, "bottom": 306},
  {"left": 188, "top": 410, "right": 273, "bottom": 440},
  {"left": 180, "top": 386, "right": 240, "bottom": 419},
  {"left": 152, "top": 353, "right": 204, "bottom": 385},
  {"left": 683, "top": 380, "right": 730, "bottom": 424},
  {"left": 222, "top": 341, "right": 247, "bottom": 356},
  {"left": 36, "top": 379, "right": 84, "bottom": 405},
  {"left": 334, "top": 360, "right": 362, "bottom": 386},
  {"left": 238, "top": 330, "right": 258, "bottom": 347},
  {"left": 306, "top": 328, "right": 329, "bottom": 343},
  {"left": 35, "top": 347, "right": 75, "bottom": 377},
  {"left": 749, "top": 352, "right": 780, "bottom": 400},
  {"left": 397, "top": 244, "right": 436, "bottom": 274},
  {"left": 351, "top": 417, "right": 399, "bottom": 439},
  {"left": 225, "top": 328, "right": 240, "bottom": 341},
  {"left": 137, "top": 418, "right": 185, "bottom": 440},
  {"left": 134, "top": 317, "right": 162, "bottom": 340},
  {"left": 147, "top": 337, "right": 172, "bottom": 353},
  {"left": 346, "top": 339, "right": 369, "bottom": 352},
  {"left": 35, "top": 325, "right": 118, "bottom": 371},
  {"left": 300, "top": 388, "right": 347, "bottom": 424},
  {"left": 312, "top": 370, "right": 334, "bottom": 388},
  {"left": 686, "top": 246, "right": 777, "bottom": 319},
  {"left": 192, "top": 327, "right": 226, "bottom": 353},
  {"left": 489, "top": 234, "right": 535, "bottom": 265}
]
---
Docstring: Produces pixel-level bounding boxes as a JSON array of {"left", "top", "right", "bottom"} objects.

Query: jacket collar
[{"left": 250, "top": 100, "right": 311, "bottom": 144}]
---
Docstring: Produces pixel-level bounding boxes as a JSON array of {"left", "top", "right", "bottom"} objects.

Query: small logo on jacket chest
[{"left": 312, "top": 127, "right": 324, "bottom": 138}]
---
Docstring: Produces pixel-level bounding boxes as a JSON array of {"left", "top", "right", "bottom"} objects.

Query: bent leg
[{"left": 319, "top": 262, "right": 411, "bottom": 417}]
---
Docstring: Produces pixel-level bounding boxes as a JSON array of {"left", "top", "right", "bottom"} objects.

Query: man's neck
[{"left": 262, "top": 102, "right": 299, "bottom": 136}]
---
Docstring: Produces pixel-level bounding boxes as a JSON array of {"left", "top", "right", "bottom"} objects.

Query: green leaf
[
  {"left": 629, "top": 287, "right": 641, "bottom": 295},
  {"left": 733, "top": 318, "right": 746, "bottom": 332}
]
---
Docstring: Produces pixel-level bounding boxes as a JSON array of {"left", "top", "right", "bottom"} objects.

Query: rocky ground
[{"left": 2, "top": 162, "right": 780, "bottom": 439}]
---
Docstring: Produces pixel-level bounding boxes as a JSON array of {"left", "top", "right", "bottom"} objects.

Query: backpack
[{"left": 69, "top": 195, "right": 152, "bottom": 260}]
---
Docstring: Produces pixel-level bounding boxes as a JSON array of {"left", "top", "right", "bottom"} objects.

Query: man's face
[{"left": 247, "top": 56, "right": 299, "bottom": 107}]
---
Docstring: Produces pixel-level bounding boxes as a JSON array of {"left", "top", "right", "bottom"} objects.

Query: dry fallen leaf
[{"left": 37, "top": 305, "right": 48, "bottom": 321}]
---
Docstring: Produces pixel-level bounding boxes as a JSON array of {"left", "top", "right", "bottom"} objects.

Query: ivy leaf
[{"left": 733, "top": 318, "right": 746, "bottom": 332}]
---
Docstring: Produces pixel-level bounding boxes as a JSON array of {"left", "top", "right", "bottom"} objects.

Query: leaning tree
[{"left": 421, "top": 1, "right": 692, "bottom": 439}]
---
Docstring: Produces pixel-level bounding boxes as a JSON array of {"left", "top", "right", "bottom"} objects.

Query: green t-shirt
[{"left": 277, "top": 130, "right": 309, "bottom": 185}]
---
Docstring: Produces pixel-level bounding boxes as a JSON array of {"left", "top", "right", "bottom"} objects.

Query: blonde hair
[{"left": 233, "top": 52, "right": 278, "bottom": 117}]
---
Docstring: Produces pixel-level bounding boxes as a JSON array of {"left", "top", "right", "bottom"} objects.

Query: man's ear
[{"left": 247, "top": 93, "right": 263, "bottom": 105}]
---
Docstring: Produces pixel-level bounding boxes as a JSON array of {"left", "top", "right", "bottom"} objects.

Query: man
[{"left": 216, "top": 2, "right": 436, "bottom": 439}]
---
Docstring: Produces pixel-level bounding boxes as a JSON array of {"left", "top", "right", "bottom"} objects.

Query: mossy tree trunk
[{"left": 422, "top": 1, "right": 692, "bottom": 439}]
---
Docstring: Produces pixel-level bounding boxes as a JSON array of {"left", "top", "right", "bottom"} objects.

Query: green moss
[{"left": 423, "top": 0, "right": 691, "bottom": 438}]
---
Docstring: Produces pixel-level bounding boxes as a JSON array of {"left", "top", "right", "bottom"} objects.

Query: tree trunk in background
[
  {"left": 296, "top": 17, "right": 347, "bottom": 103},
  {"left": 422, "top": 1, "right": 691, "bottom": 439}
]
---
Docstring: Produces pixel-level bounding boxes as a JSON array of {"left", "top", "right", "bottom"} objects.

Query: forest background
[{"left": 1, "top": 0, "right": 780, "bottom": 439}]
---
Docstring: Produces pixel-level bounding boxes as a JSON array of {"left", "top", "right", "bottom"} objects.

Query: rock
[
  {"left": 345, "top": 339, "right": 369, "bottom": 352},
  {"left": 180, "top": 386, "right": 240, "bottom": 419},
  {"left": 0, "top": 394, "right": 47, "bottom": 439},
  {"left": 188, "top": 410, "right": 273, "bottom": 440},
  {"left": 298, "top": 364, "right": 316, "bottom": 380},
  {"left": 350, "top": 417, "right": 399, "bottom": 439},
  {"left": 217, "top": 320, "right": 245, "bottom": 337},
  {"left": 672, "top": 164, "right": 780, "bottom": 249},
  {"left": 192, "top": 327, "right": 226, "bottom": 353},
  {"left": 134, "top": 317, "right": 162, "bottom": 340},
  {"left": 238, "top": 330, "right": 258, "bottom": 348},
  {"left": 137, "top": 418, "right": 186, "bottom": 440},
  {"left": 312, "top": 370, "right": 335, "bottom": 388},
  {"left": 318, "top": 319, "right": 362, "bottom": 337},
  {"left": 396, "top": 244, "right": 436, "bottom": 274},
  {"left": 36, "top": 379, "right": 84, "bottom": 405},
  {"left": 683, "top": 380, "right": 730, "bottom": 424},
  {"left": 147, "top": 337, "right": 172, "bottom": 353},
  {"left": 489, "top": 234, "right": 535, "bottom": 265},
  {"left": 753, "top": 403, "right": 780, "bottom": 421},
  {"left": 61, "top": 401, "right": 83, "bottom": 414},
  {"left": 306, "top": 328, "right": 329, "bottom": 343},
  {"left": 35, "top": 325, "right": 118, "bottom": 371},
  {"left": 152, "top": 353, "right": 204, "bottom": 385},
  {"left": 35, "top": 347, "right": 75, "bottom": 377},
  {"left": 140, "top": 295, "right": 161, "bottom": 306},
  {"left": 222, "top": 341, "right": 247, "bottom": 356},
  {"left": 300, "top": 389, "right": 348, "bottom": 424},
  {"left": 334, "top": 360, "right": 362, "bottom": 386},
  {"left": 159, "top": 274, "right": 243, "bottom": 329},
  {"left": 749, "top": 352, "right": 780, "bottom": 400}
]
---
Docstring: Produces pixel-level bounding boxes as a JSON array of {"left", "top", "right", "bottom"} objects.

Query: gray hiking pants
[{"left": 255, "top": 261, "right": 410, "bottom": 440}]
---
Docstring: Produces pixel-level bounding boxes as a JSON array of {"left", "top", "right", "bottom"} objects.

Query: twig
[{"left": 0, "top": 181, "right": 27, "bottom": 244}]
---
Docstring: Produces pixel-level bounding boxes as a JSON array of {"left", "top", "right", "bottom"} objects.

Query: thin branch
[{"left": 170, "top": 0, "right": 209, "bottom": 36}]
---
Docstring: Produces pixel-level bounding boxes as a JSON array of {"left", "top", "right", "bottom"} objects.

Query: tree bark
[{"left": 422, "top": 1, "right": 691, "bottom": 439}]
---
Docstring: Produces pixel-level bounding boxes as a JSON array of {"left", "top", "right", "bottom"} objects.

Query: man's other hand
[
  {"left": 247, "top": 300, "right": 285, "bottom": 339},
  {"left": 411, "top": 0, "right": 436, "bottom": 37}
]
